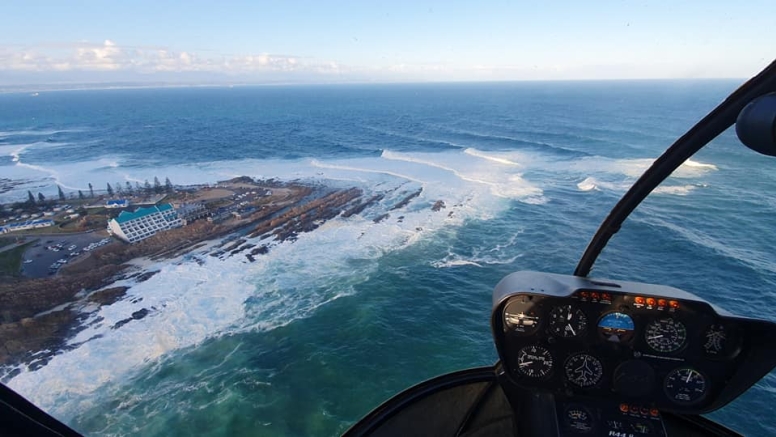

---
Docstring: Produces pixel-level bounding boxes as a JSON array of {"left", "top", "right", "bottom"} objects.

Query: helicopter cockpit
[{"left": 492, "top": 271, "right": 776, "bottom": 436}]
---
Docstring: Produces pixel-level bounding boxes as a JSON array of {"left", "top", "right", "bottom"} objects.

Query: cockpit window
[{"left": 1, "top": 2, "right": 775, "bottom": 436}]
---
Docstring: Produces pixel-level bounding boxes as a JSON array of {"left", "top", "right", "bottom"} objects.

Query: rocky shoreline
[{"left": 0, "top": 179, "right": 446, "bottom": 373}]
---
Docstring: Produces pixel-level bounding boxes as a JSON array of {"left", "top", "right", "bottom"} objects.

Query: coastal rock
[
  {"left": 87, "top": 286, "right": 130, "bottom": 306},
  {"left": 391, "top": 188, "right": 423, "bottom": 211},
  {"left": 432, "top": 200, "right": 446, "bottom": 211},
  {"left": 373, "top": 213, "right": 390, "bottom": 223}
]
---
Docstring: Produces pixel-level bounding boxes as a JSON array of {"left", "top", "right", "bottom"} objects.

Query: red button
[
  {"left": 669, "top": 300, "right": 680, "bottom": 309},
  {"left": 650, "top": 408, "right": 660, "bottom": 417},
  {"left": 619, "top": 404, "right": 629, "bottom": 413},
  {"left": 646, "top": 298, "right": 656, "bottom": 306},
  {"left": 635, "top": 296, "right": 645, "bottom": 305}
]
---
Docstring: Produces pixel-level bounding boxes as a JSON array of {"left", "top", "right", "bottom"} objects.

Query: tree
[
  {"left": 78, "top": 190, "right": 85, "bottom": 199},
  {"left": 165, "top": 177, "right": 174, "bottom": 194},
  {"left": 58, "top": 185, "right": 65, "bottom": 201},
  {"left": 144, "top": 179, "right": 152, "bottom": 196},
  {"left": 37, "top": 192, "right": 45, "bottom": 203},
  {"left": 107, "top": 183, "right": 114, "bottom": 197},
  {"left": 88, "top": 183, "right": 94, "bottom": 198},
  {"left": 135, "top": 182, "right": 142, "bottom": 194},
  {"left": 27, "top": 191, "right": 36, "bottom": 205},
  {"left": 115, "top": 182, "right": 123, "bottom": 196},
  {"left": 126, "top": 182, "right": 134, "bottom": 196},
  {"left": 153, "top": 176, "right": 162, "bottom": 194}
]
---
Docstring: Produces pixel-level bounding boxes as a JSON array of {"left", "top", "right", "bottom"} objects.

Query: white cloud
[
  {"left": 0, "top": 39, "right": 762, "bottom": 85},
  {"left": 0, "top": 40, "right": 332, "bottom": 77}
]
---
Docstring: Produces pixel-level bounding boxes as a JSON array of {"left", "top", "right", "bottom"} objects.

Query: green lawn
[{"left": 0, "top": 241, "right": 34, "bottom": 276}]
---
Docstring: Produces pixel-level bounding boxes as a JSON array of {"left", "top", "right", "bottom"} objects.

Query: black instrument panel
[{"left": 491, "top": 271, "right": 776, "bottom": 414}]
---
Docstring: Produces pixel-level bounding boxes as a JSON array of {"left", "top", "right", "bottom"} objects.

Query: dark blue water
[{"left": 1, "top": 81, "right": 775, "bottom": 436}]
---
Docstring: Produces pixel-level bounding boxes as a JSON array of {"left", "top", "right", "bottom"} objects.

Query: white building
[
  {"left": 106, "top": 199, "right": 129, "bottom": 208},
  {"left": 175, "top": 202, "right": 207, "bottom": 224},
  {"left": 107, "top": 203, "right": 182, "bottom": 243},
  {"left": 0, "top": 219, "right": 55, "bottom": 234}
]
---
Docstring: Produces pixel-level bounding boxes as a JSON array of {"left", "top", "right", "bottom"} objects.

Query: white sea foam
[
  {"left": 568, "top": 156, "right": 717, "bottom": 180},
  {"left": 684, "top": 159, "right": 718, "bottom": 170},
  {"left": 380, "top": 149, "right": 544, "bottom": 202},
  {"left": 463, "top": 148, "right": 522, "bottom": 166},
  {"left": 653, "top": 185, "right": 696, "bottom": 195},
  {"left": 577, "top": 177, "right": 599, "bottom": 192}
]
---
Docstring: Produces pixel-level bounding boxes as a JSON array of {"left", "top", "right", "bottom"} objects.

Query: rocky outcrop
[
  {"left": 0, "top": 263, "right": 126, "bottom": 323},
  {"left": 87, "top": 286, "right": 129, "bottom": 305},
  {"left": 432, "top": 200, "right": 446, "bottom": 211},
  {"left": 248, "top": 188, "right": 362, "bottom": 240},
  {"left": 0, "top": 309, "right": 79, "bottom": 368},
  {"left": 391, "top": 188, "right": 423, "bottom": 210},
  {"left": 342, "top": 194, "right": 385, "bottom": 218}
]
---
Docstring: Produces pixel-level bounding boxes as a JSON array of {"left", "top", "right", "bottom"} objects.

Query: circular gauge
[
  {"left": 702, "top": 323, "right": 740, "bottom": 358},
  {"left": 517, "top": 345, "right": 553, "bottom": 378},
  {"left": 564, "top": 406, "right": 594, "bottom": 433},
  {"left": 564, "top": 353, "right": 603, "bottom": 387},
  {"left": 613, "top": 360, "right": 655, "bottom": 397},
  {"left": 503, "top": 300, "right": 541, "bottom": 334},
  {"left": 597, "top": 312, "right": 635, "bottom": 343},
  {"left": 645, "top": 318, "right": 687, "bottom": 353},
  {"left": 549, "top": 305, "right": 587, "bottom": 338},
  {"left": 664, "top": 368, "right": 707, "bottom": 405}
]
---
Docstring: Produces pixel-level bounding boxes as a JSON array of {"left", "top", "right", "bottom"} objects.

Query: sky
[{"left": 0, "top": 0, "right": 774, "bottom": 86}]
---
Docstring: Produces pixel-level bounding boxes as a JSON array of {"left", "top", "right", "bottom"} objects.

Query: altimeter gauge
[{"left": 549, "top": 304, "right": 587, "bottom": 338}]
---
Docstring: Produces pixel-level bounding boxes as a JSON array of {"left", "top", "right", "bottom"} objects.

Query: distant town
[{"left": 0, "top": 176, "right": 312, "bottom": 279}]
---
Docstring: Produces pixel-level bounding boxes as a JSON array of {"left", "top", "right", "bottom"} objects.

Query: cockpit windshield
[{"left": 0, "top": 2, "right": 775, "bottom": 436}]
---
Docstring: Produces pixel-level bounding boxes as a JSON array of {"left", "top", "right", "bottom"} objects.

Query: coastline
[{"left": 0, "top": 178, "right": 366, "bottom": 372}]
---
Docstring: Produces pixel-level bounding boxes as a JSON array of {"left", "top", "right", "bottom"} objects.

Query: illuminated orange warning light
[
  {"left": 619, "top": 404, "right": 629, "bottom": 413},
  {"left": 634, "top": 296, "right": 645, "bottom": 305},
  {"left": 591, "top": 292, "right": 600, "bottom": 300},
  {"left": 646, "top": 297, "right": 656, "bottom": 306},
  {"left": 579, "top": 291, "right": 589, "bottom": 299},
  {"left": 658, "top": 299, "right": 667, "bottom": 307},
  {"left": 602, "top": 293, "right": 612, "bottom": 301},
  {"left": 669, "top": 300, "right": 680, "bottom": 309},
  {"left": 650, "top": 408, "right": 660, "bottom": 417}
]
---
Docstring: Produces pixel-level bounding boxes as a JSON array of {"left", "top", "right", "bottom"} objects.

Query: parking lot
[{"left": 20, "top": 232, "right": 113, "bottom": 278}]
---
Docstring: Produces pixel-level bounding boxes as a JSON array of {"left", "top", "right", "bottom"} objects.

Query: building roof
[
  {"left": 115, "top": 203, "right": 175, "bottom": 224},
  {"left": 6, "top": 219, "right": 54, "bottom": 229},
  {"left": 106, "top": 199, "right": 129, "bottom": 206}
]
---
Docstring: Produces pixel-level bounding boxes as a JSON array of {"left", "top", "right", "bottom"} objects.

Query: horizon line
[{"left": 0, "top": 76, "right": 749, "bottom": 95}]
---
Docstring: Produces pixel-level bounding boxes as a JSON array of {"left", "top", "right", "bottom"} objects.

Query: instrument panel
[{"left": 491, "top": 271, "right": 776, "bottom": 414}]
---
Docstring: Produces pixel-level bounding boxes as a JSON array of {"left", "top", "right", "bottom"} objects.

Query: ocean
[{"left": 0, "top": 81, "right": 775, "bottom": 436}]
